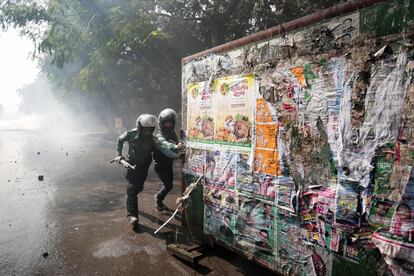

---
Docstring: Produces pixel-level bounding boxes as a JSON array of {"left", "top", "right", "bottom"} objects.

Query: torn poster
[
  {"left": 235, "top": 196, "right": 276, "bottom": 264},
  {"left": 276, "top": 176, "right": 297, "bottom": 212},
  {"left": 204, "top": 203, "right": 236, "bottom": 246},
  {"left": 254, "top": 148, "right": 281, "bottom": 176},
  {"left": 253, "top": 173, "right": 277, "bottom": 200},
  {"left": 255, "top": 123, "right": 278, "bottom": 149},
  {"left": 236, "top": 153, "right": 257, "bottom": 194},
  {"left": 335, "top": 179, "right": 360, "bottom": 230},
  {"left": 368, "top": 198, "right": 396, "bottom": 228},
  {"left": 205, "top": 150, "right": 237, "bottom": 188},
  {"left": 183, "top": 147, "right": 205, "bottom": 176}
]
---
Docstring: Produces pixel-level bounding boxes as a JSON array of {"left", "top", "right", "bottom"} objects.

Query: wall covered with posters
[{"left": 182, "top": 1, "right": 414, "bottom": 275}]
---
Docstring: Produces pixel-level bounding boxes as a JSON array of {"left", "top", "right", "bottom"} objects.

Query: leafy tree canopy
[{"left": 0, "top": 0, "right": 343, "bottom": 124}]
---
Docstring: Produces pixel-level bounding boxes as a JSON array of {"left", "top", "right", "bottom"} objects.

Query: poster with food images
[
  {"left": 187, "top": 81, "right": 215, "bottom": 143},
  {"left": 214, "top": 74, "right": 255, "bottom": 147}
]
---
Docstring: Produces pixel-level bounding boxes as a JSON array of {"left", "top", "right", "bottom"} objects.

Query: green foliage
[
  {"left": 0, "top": 1, "right": 49, "bottom": 29},
  {"left": 1, "top": 0, "right": 344, "bottom": 123}
]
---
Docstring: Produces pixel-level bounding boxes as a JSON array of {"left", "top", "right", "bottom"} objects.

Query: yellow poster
[
  {"left": 255, "top": 124, "right": 278, "bottom": 149},
  {"left": 289, "top": 66, "right": 306, "bottom": 87},
  {"left": 187, "top": 81, "right": 215, "bottom": 143},
  {"left": 253, "top": 148, "right": 281, "bottom": 176},
  {"left": 254, "top": 78, "right": 282, "bottom": 176},
  {"left": 255, "top": 98, "right": 273, "bottom": 123},
  {"left": 214, "top": 74, "right": 255, "bottom": 147}
]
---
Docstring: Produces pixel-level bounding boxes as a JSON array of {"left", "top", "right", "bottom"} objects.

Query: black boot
[{"left": 155, "top": 196, "right": 168, "bottom": 211}]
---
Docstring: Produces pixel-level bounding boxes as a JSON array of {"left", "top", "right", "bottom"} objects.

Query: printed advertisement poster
[
  {"left": 374, "top": 145, "right": 395, "bottom": 195},
  {"left": 335, "top": 180, "right": 360, "bottom": 228},
  {"left": 256, "top": 123, "right": 278, "bottom": 149},
  {"left": 183, "top": 147, "right": 205, "bottom": 176},
  {"left": 316, "top": 220, "right": 332, "bottom": 249},
  {"left": 187, "top": 81, "right": 215, "bottom": 142},
  {"left": 215, "top": 74, "right": 255, "bottom": 147},
  {"left": 256, "top": 98, "right": 276, "bottom": 123},
  {"left": 300, "top": 192, "right": 318, "bottom": 223},
  {"left": 330, "top": 228, "right": 341, "bottom": 252},
  {"left": 316, "top": 187, "right": 336, "bottom": 223},
  {"left": 236, "top": 153, "right": 256, "bottom": 194},
  {"left": 204, "top": 184, "right": 237, "bottom": 211},
  {"left": 372, "top": 230, "right": 414, "bottom": 276},
  {"left": 344, "top": 242, "right": 360, "bottom": 263},
  {"left": 303, "top": 245, "right": 332, "bottom": 276},
  {"left": 301, "top": 220, "right": 320, "bottom": 245},
  {"left": 254, "top": 148, "right": 280, "bottom": 176},
  {"left": 204, "top": 203, "right": 236, "bottom": 246},
  {"left": 369, "top": 198, "right": 396, "bottom": 228},
  {"left": 254, "top": 173, "right": 277, "bottom": 200},
  {"left": 277, "top": 177, "right": 296, "bottom": 212},
  {"left": 389, "top": 167, "right": 414, "bottom": 238},
  {"left": 276, "top": 211, "right": 309, "bottom": 273},
  {"left": 235, "top": 196, "right": 276, "bottom": 263},
  {"left": 205, "top": 150, "right": 237, "bottom": 189}
]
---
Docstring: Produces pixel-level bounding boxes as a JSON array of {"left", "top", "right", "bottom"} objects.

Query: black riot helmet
[
  {"left": 158, "top": 108, "right": 177, "bottom": 131},
  {"left": 136, "top": 114, "right": 157, "bottom": 135}
]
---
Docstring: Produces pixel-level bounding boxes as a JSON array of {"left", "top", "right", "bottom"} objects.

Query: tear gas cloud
[
  {"left": 0, "top": 73, "right": 103, "bottom": 132},
  {"left": 0, "top": 28, "right": 103, "bottom": 132}
]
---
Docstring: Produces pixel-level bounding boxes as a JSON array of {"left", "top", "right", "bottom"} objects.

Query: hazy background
[
  {"left": 0, "top": 28, "right": 39, "bottom": 128},
  {"left": 0, "top": 0, "right": 344, "bottom": 133}
]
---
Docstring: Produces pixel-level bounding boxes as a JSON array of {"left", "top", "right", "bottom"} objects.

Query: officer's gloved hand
[
  {"left": 114, "top": 156, "right": 125, "bottom": 163},
  {"left": 177, "top": 142, "right": 185, "bottom": 150}
]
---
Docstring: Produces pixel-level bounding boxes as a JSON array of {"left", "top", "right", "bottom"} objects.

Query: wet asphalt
[{"left": 0, "top": 129, "right": 275, "bottom": 275}]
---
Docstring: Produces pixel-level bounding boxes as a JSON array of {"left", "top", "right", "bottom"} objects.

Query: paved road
[{"left": 0, "top": 129, "right": 274, "bottom": 275}]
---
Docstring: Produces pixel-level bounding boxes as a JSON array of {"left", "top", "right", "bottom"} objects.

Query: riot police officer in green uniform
[
  {"left": 153, "top": 108, "right": 181, "bottom": 211},
  {"left": 115, "top": 114, "right": 182, "bottom": 228}
]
